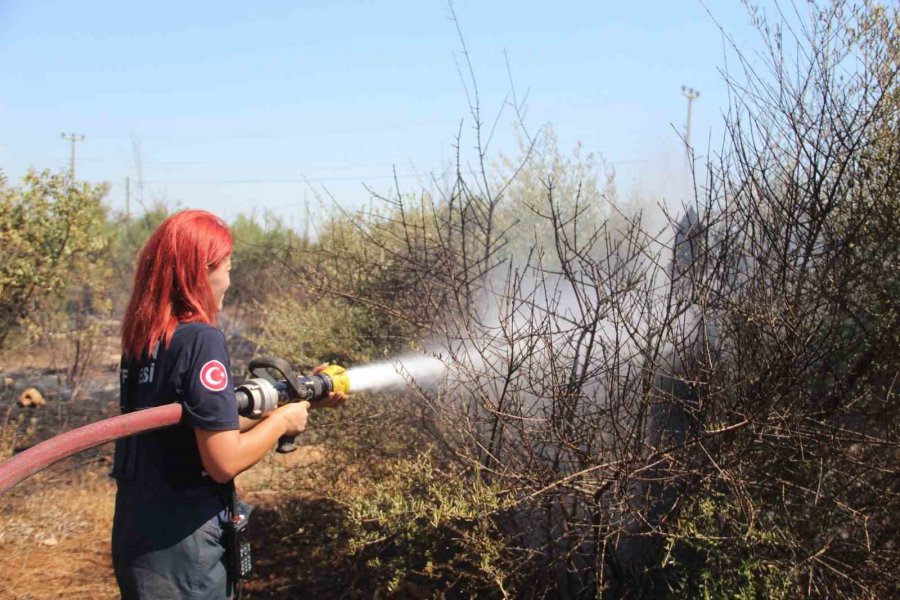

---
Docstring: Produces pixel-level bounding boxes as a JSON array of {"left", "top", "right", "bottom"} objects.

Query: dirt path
[
  {"left": 0, "top": 457, "right": 367, "bottom": 600},
  {"left": 0, "top": 366, "right": 393, "bottom": 599}
]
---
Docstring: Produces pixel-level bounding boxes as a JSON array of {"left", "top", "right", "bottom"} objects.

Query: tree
[{"left": 0, "top": 170, "right": 110, "bottom": 350}]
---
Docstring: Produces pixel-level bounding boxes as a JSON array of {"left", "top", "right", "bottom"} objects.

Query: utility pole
[
  {"left": 303, "top": 192, "right": 310, "bottom": 245},
  {"left": 61, "top": 133, "right": 85, "bottom": 180},
  {"left": 681, "top": 86, "right": 700, "bottom": 157},
  {"left": 125, "top": 177, "right": 131, "bottom": 218}
]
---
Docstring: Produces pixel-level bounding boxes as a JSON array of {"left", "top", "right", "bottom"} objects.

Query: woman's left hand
[{"left": 311, "top": 363, "right": 348, "bottom": 409}]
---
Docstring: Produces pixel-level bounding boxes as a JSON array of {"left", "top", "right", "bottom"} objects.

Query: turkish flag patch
[{"left": 199, "top": 360, "right": 228, "bottom": 392}]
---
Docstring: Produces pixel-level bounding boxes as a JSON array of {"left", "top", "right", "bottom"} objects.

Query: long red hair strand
[{"left": 121, "top": 210, "right": 233, "bottom": 359}]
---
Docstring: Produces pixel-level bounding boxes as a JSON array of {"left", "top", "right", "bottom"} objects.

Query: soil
[{"left": 0, "top": 354, "right": 408, "bottom": 599}]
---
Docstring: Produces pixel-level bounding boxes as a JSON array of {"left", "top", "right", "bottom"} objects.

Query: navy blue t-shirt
[{"left": 112, "top": 322, "right": 239, "bottom": 490}]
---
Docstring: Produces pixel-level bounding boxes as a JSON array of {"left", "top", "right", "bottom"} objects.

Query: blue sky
[{"left": 0, "top": 1, "right": 761, "bottom": 224}]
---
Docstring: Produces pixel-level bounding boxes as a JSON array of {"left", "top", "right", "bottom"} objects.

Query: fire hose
[{"left": 0, "top": 358, "right": 349, "bottom": 496}]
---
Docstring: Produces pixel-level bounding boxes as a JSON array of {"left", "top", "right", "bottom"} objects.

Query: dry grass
[
  {"left": 0, "top": 401, "right": 394, "bottom": 599},
  {"left": 0, "top": 348, "right": 419, "bottom": 599},
  {"left": 0, "top": 443, "right": 363, "bottom": 600},
  {"left": 0, "top": 356, "right": 123, "bottom": 600},
  {"left": 0, "top": 459, "right": 118, "bottom": 599}
]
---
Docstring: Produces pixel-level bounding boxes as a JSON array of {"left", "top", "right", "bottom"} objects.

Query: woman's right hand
[{"left": 274, "top": 401, "right": 310, "bottom": 437}]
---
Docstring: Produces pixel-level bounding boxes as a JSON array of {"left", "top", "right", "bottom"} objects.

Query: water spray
[
  {"left": 237, "top": 355, "right": 447, "bottom": 450},
  {"left": 344, "top": 354, "right": 446, "bottom": 393}
]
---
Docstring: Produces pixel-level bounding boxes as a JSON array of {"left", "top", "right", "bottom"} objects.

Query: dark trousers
[{"left": 112, "top": 480, "right": 232, "bottom": 600}]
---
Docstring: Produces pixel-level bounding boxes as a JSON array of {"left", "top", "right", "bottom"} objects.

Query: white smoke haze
[
  {"left": 331, "top": 143, "right": 711, "bottom": 585},
  {"left": 341, "top": 140, "right": 703, "bottom": 432}
]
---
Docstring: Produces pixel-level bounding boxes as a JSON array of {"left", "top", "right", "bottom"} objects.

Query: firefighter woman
[{"left": 111, "top": 210, "right": 344, "bottom": 598}]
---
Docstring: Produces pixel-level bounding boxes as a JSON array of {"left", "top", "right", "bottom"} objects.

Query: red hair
[{"left": 121, "top": 210, "right": 233, "bottom": 359}]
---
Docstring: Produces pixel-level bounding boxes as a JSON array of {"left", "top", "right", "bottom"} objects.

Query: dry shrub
[{"left": 260, "top": 2, "right": 900, "bottom": 598}]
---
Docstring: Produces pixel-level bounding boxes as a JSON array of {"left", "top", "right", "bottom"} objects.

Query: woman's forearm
[
  {"left": 195, "top": 415, "right": 288, "bottom": 483},
  {"left": 238, "top": 415, "right": 261, "bottom": 432}
]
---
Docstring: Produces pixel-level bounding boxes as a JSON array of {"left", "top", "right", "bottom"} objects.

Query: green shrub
[
  {"left": 0, "top": 170, "right": 110, "bottom": 352},
  {"left": 667, "top": 496, "right": 797, "bottom": 600},
  {"left": 344, "top": 453, "right": 518, "bottom": 598}
]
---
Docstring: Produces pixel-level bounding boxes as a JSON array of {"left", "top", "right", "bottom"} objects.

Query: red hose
[{"left": 0, "top": 403, "right": 183, "bottom": 496}]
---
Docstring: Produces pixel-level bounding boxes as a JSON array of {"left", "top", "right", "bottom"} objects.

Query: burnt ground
[{"left": 0, "top": 354, "right": 423, "bottom": 600}]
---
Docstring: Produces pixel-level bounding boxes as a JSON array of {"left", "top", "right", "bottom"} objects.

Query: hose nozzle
[
  {"left": 296, "top": 364, "right": 348, "bottom": 403},
  {"left": 236, "top": 359, "right": 349, "bottom": 418},
  {"left": 319, "top": 364, "right": 350, "bottom": 397},
  {"left": 237, "top": 357, "right": 349, "bottom": 453}
]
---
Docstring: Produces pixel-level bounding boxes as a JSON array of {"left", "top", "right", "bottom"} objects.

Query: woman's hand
[
  {"left": 197, "top": 400, "right": 310, "bottom": 482},
  {"left": 273, "top": 400, "right": 310, "bottom": 436},
  {"left": 310, "top": 363, "right": 349, "bottom": 409}
]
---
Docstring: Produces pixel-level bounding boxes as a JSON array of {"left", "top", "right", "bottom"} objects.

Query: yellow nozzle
[{"left": 321, "top": 364, "right": 350, "bottom": 396}]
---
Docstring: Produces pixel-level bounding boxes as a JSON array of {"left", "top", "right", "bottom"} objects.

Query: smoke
[{"left": 341, "top": 138, "right": 704, "bottom": 428}]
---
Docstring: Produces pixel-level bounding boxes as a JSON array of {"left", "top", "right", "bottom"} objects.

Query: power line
[
  {"left": 43, "top": 121, "right": 461, "bottom": 142},
  {"left": 138, "top": 172, "right": 425, "bottom": 185}
]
